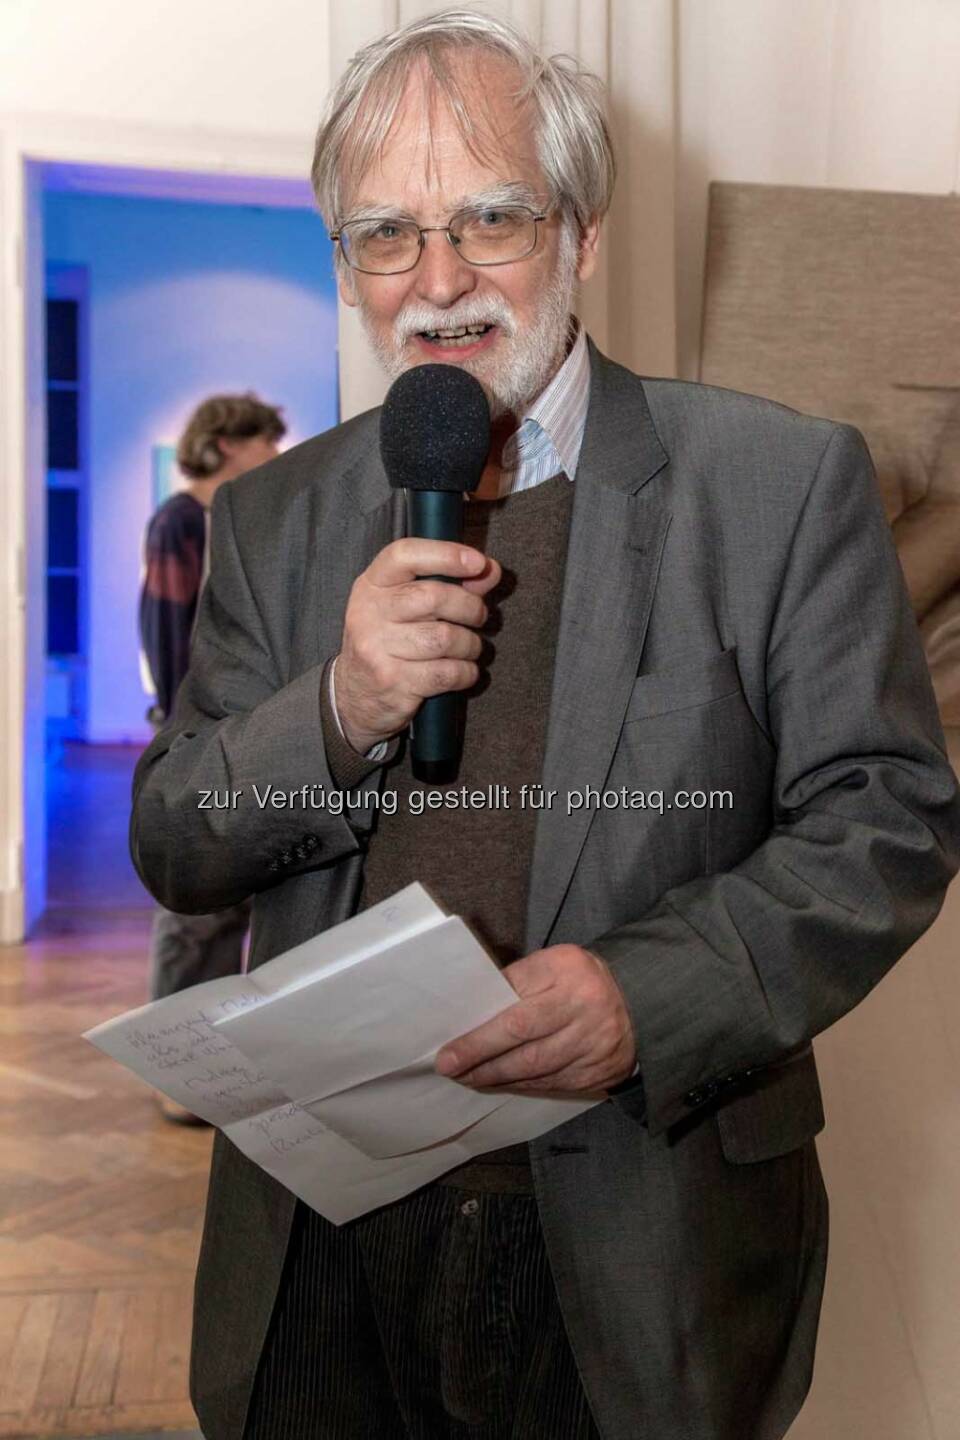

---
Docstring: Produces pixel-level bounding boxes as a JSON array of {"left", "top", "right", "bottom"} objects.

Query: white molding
[
  {"left": 0, "top": 884, "right": 24, "bottom": 945},
  {"left": 0, "top": 111, "right": 314, "bottom": 183},
  {"left": 0, "top": 127, "right": 30, "bottom": 946}
]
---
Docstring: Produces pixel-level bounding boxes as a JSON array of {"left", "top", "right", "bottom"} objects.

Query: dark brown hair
[{"left": 176, "top": 392, "right": 287, "bottom": 479}]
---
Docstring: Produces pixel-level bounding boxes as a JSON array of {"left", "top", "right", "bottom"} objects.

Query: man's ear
[
  {"left": 576, "top": 215, "right": 601, "bottom": 283},
  {"left": 337, "top": 264, "right": 358, "bottom": 308}
]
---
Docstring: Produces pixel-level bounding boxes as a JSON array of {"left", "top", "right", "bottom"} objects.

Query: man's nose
[{"left": 413, "top": 230, "right": 477, "bottom": 308}]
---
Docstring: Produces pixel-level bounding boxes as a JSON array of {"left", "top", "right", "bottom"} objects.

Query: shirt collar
[{"left": 499, "top": 319, "right": 590, "bottom": 483}]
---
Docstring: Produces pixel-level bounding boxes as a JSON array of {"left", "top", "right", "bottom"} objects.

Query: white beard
[{"left": 356, "top": 222, "right": 580, "bottom": 421}]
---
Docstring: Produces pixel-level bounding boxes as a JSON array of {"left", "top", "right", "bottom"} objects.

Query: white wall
[
  {"left": 43, "top": 190, "right": 339, "bottom": 743},
  {"left": 675, "top": 0, "right": 960, "bottom": 376},
  {"left": 0, "top": 0, "right": 330, "bottom": 140}
]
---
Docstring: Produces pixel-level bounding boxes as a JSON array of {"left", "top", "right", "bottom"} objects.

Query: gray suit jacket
[{"left": 131, "top": 342, "right": 960, "bottom": 1440}]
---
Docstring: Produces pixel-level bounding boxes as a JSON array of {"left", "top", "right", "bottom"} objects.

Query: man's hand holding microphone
[{"left": 334, "top": 539, "right": 499, "bottom": 756}]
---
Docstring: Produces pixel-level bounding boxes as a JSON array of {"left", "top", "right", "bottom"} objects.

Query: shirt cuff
[
  {"left": 320, "top": 657, "right": 398, "bottom": 790},
  {"left": 329, "top": 656, "right": 389, "bottom": 762}
]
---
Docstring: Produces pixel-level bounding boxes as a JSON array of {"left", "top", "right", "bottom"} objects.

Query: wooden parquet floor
[{"left": 0, "top": 907, "right": 212, "bottom": 1438}]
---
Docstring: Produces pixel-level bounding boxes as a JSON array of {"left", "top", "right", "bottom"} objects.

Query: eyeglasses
[{"left": 330, "top": 204, "right": 548, "bottom": 276}]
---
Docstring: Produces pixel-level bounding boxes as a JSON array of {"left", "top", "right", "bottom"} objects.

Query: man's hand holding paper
[{"left": 436, "top": 943, "right": 637, "bottom": 1094}]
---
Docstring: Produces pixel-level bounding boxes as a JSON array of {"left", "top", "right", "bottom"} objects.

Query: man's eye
[
  {"left": 476, "top": 210, "right": 508, "bottom": 227},
  {"left": 372, "top": 223, "right": 402, "bottom": 241}
]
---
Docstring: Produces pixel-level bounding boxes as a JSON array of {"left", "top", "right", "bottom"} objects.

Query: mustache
[{"left": 394, "top": 298, "right": 516, "bottom": 343}]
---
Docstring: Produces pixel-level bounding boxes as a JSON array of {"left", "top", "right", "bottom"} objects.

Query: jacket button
[
  {"left": 268, "top": 859, "right": 279, "bottom": 872},
  {"left": 280, "top": 851, "right": 292, "bottom": 866},
  {"left": 685, "top": 1080, "right": 720, "bottom": 1107},
  {"left": 304, "top": 835, "right": 318, "bottom": 850}
]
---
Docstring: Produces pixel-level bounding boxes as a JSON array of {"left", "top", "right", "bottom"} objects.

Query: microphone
[{"left": 380, "top": 364, "right": 491, "bottom": 784}]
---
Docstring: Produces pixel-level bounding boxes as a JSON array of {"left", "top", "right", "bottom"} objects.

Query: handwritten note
[
  {"left": 84, "top": 884, "right": 600, "bottom": 1223},
  {"left": 87, "top": 979, "right": 289, "bottom": 1125}
]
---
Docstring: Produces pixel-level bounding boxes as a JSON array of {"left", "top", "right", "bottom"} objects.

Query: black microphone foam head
[{"left": 380, "top": 363, "right": 491, "bottom": 493}]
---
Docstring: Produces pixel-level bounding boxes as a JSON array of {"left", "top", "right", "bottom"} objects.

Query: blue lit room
[{"left": 41, "top": 170, "right": 338, "bottom": 917}]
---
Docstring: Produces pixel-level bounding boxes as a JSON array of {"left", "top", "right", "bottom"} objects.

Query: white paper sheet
[
  {"left": 84, "top": 884, "right": 601, "bottom": 1223},
  {"left": 217, "top": 914, "right": 520, "bottom": 1152}
]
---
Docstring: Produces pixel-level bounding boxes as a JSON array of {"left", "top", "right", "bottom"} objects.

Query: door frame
[{"left": 0, "top": 115, "right": 317, "bottom": 941}]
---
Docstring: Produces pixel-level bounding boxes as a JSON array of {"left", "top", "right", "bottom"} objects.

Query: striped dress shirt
[{"left": 492, "top": 318, "right": 591, "bottom": 495}]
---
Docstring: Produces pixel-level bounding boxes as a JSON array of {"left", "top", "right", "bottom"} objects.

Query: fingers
[
  {"left": 441, "top": 1025, "right": 581, "bottom": 1090},
  {"left": 404, "top": 658, "right": 482, "bottom": 699},
  {"left": 461, "top": 558, "right": 501, "bottom": 596},
  {"left": 367, "top": 539, "right": 489, "bottom": 588},
  {"left": 435, "top": 995, "right": 568, "bottom": 1077},
  {"left": 498, "top": 950, "right": 562, "bottom": 999},
  {"left": 438, "top": 1013, "right": 628, "bottom": 1093},
  {"left": 384, "top": 579, "right": 490, "bottom": 628},
  {"left": 387, "top": 620, "right": 484, "bottom": 664}
]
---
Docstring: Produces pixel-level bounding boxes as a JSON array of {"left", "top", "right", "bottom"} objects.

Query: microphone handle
[{"left": 407, "top": 490, "right": 466, "bottom": 785}]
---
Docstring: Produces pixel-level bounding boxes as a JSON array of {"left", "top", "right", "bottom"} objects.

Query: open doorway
[
  {"left": 0, "top": 152, "right": 339, "bottom": 1434},
  {"left": 31, "top": 161, "right": 339, "bottom": 928}
]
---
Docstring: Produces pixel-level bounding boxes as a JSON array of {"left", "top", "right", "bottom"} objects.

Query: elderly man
[{"left": 131, "top": 10, "right": 960, "bottom": 1440}]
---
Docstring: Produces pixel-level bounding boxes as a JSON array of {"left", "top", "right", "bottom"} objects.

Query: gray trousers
[{"left": 148, "top": 900, "right": 251, "bottom": 1000}]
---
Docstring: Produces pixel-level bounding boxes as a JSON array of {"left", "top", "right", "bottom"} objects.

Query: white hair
[{"left": 311, "top": 7, "right": 616, "bottom": 235}]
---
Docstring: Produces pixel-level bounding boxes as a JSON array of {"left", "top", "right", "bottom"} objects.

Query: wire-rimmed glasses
[{"left": 330, "top": 205, "right": 548, "bottom": 275}]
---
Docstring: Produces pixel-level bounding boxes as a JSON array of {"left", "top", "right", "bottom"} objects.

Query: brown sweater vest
[{"left": 324, "top": 474, "right": 575, "bottom": 1189}]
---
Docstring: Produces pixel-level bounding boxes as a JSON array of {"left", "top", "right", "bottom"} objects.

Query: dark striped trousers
[{"left": 243, "top": 1183, "right": 602, "bottom": 1440}]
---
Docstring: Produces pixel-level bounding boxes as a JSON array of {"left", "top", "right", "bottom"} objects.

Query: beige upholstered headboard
[{"left": 700, "top": 181, "right": 960, "bottom": 725}]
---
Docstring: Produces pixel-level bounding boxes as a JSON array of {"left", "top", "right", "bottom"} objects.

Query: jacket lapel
[
  {"left": 525, "top": 344, "right": 671, "bottom": 951},
  {"left": 343, "top": 432, "right": 407, "bottom": 541},
  {"left": 356, "top": 459, "right": 407, "bottom": 570}
]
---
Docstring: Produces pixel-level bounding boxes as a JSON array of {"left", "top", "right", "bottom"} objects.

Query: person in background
[{"left": 139, "top": 392, "right": 285, "bottom": 1123}]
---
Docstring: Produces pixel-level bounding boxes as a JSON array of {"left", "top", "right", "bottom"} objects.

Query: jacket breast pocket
[
  {"left": 623, "top": 646, "right": 744, "bottom": 723},
  {"left": 715, "top": 1046, "right": 825, "bottom": 1163}
]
